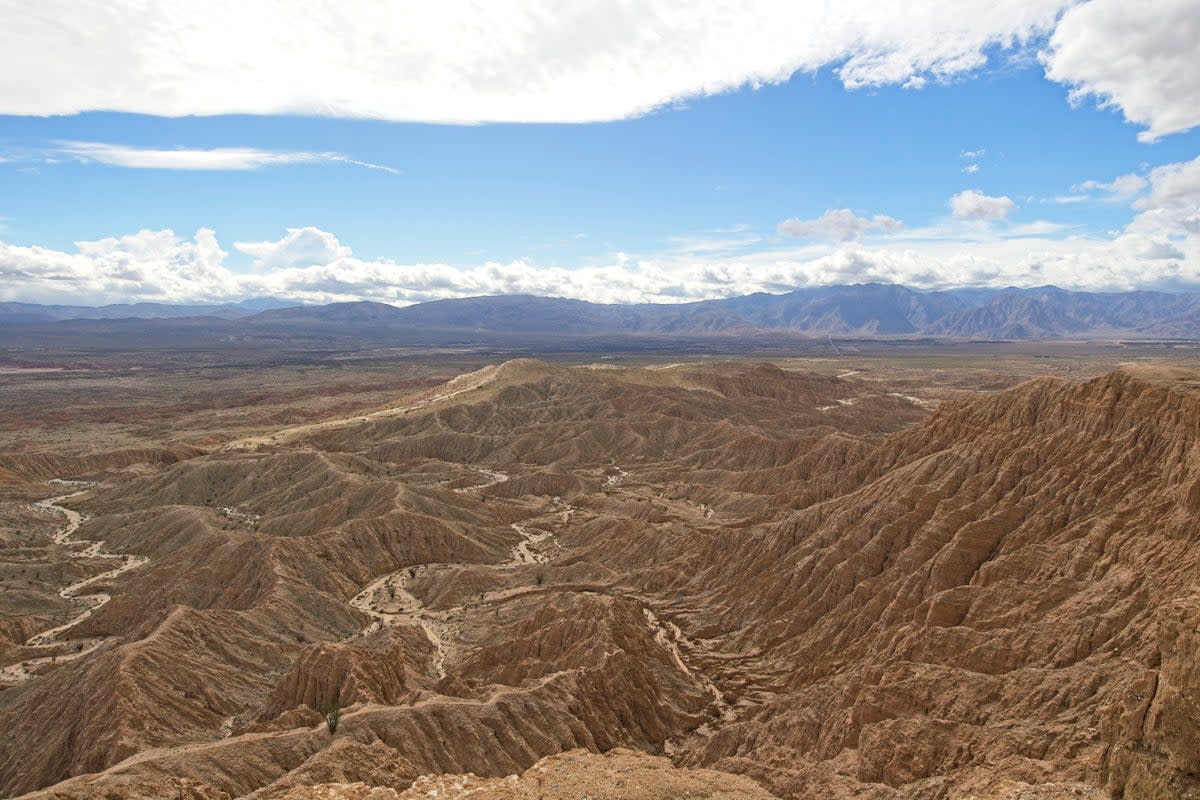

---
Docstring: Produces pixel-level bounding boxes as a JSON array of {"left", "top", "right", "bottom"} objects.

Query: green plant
[{"left": 323, "top": 702, "right": 342, "bottom": 734}]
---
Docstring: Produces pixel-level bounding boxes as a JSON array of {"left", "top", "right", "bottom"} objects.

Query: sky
[{"left": 1, "top": 0, "right": 1199, "bottom": 306}]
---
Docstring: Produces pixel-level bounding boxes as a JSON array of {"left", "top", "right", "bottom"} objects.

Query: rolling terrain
[{"left": 0, "top": 357, "right": 1197, "bottom": 798}]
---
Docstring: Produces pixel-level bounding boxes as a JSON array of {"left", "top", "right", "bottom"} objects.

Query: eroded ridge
[{"left": 1, "top": 481, "right": 148, "bottom": 684}]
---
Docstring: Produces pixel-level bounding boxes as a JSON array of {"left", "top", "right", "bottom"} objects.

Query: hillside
[{"left": 0, "top": 361, "right": 1196, "bottom": 798}]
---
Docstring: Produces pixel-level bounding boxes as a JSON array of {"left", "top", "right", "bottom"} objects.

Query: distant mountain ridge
[
  {"left": 5, "top": 284, "right": 1200, "bottom": 341},
  {"left": 0, "top": 297, "right": 292, "bottom": 324},
  {"left": 249, "top": 284, "right": 1200, "bottom": 339}
]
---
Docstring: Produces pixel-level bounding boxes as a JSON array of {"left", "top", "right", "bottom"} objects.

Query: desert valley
[
  {"left": 1, "top": 332, "right": 1198, "bottom": 799},
  {"left": 4, "top": 1, "right": 1200, "bottom": 796}
]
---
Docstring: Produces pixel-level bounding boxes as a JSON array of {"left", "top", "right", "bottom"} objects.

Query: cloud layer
[
  {"left": 2, "top": 159, "right": 1197, "bottom": 306},
  {"left": 2, "top": 1, "right": 1192, "bottom": 140}
]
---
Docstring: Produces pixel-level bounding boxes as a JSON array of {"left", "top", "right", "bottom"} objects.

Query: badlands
[{"left": 0, "top": 350, "right": 1197, "bottom": 799}]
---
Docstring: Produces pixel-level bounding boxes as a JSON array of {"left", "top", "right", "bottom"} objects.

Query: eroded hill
[{"left": 0, "top": 360, "right": 1196, "bottom": 799}]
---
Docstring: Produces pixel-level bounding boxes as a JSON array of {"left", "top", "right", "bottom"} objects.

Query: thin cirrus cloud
[
  {"left": 1073, "top": 173, "right": 1149, "bottom": 200},
  {"left": 961, "top": 149, "right": 985, "bottom": 174},
  {"left": 53, "top": 141, "right": 400, "bottom": 174},
  {"left": 1, "top": 1, "right": 1196, "bottom": 141}
]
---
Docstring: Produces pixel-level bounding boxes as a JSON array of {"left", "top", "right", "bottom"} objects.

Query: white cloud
[
  {"left": 7, "top": 157, "right": 1200, "bottom": 305},
  {"left": 2, "top": 212, "right": 1196, "bottom": 307},
  {"left": 1049, "top": 194, "right": 1090, "bottom": 204},
  {"left": 54, "top": 141, "right": 400, "bottom": 174},
  {"left": 778, "top": 209, "right": 903, "bottom": 241},
  {"left": 1075, "top": 173, "right": 1148, "bottom": 199},
  {"left": 4, "top": 2, "right": 1194, "bottom": 142},
  {"left": 1135, "top": 156, "right": 1200, "bottom": 211},
  {"left": 235, "top": 227, "right": 352, "bottom": 269},
  {"left": 1042, "top": 0, "right": 1200, "bottom": 141},
  {"left": 950, "top": 189, "right": 1017, "bottom": 220},
  {"left": 0, "top": 228, "right": 237, "bottom": 304},
  {"left": 1138, "top": 240, "right": 1185, "bottom": 261},
  {"left": 960, "top": 148, "right": 985, "bottom": 174},
  {"left": 666, "top": 232, "right": 763, "bottom": 254},
  {"left": 0, "top": 1, "right": 1071, "bottom": 124}
]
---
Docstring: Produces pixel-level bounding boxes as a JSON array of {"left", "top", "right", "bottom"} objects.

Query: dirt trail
[
  {"left": 0, "top": 480, "right": 149, "bottom": 685},
  {"left": 224, "top": 364, "right": 499, "bottom": 451},
  {"left": 345, "top": 510, "right": 563, "bottom": 678},
  {"left": 349, "top": 567, "right": 452, "bottom": 678},
  {"left": 887, "top": 391, "right": 934, "bottom": 408},
  {"left": 453, "top": 467, "right": 510, "bottom": 494},
  {"left": 642, "top": 608, "right": 735, "bottom": 728},
  {"left": 345, "top": 492, "right": 736, "bottom": 734},
  {"left": 508, "top": 523, "right": 553, "bottom": 565}
]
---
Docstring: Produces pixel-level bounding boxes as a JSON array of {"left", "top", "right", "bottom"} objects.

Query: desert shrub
[{"left": 323, "top": 702, "right": 342, "bottom": 734}]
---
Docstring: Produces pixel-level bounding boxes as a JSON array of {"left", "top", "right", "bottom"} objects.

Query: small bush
[{"left": 323, "top": 702, "right": 342, "bottom": 734}]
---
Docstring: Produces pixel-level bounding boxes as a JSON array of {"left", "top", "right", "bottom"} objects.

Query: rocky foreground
[{"left": 0, "top": 360, "right": 1196, "bottom": 798}]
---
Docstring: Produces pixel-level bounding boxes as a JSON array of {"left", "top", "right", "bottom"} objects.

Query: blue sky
[{"left": 1, "top": 0, "right": 1198, "bottom": 305}]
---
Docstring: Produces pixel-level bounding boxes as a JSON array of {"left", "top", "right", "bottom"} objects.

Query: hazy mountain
[
  {"left": 0, "top": 297, "right": 295, "bottom": 324},
  {"left": 255, "top": 295, "right": 758, "bottom": 335},
  {"left": 5, "top": 285, "right": 1200, "bottom": 344},
  {"left": 929, "top": 288, "right": 1199, "bottom": 338},
  {"left": 695, "top": 284, "right": 974, "bottom": 333}
]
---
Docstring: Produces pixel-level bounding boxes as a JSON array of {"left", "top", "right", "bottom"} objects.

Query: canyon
[{"left": 0, "top": 352, "right": 1197, "bottom": 799}]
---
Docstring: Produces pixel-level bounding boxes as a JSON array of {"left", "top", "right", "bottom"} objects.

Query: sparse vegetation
[{"left": 322, "top": 702, "right": 341, "bottom": 734}]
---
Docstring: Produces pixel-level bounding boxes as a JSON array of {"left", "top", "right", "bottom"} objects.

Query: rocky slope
[{"left": 1, "top": 360, "right": 1196, "bottom": 798}]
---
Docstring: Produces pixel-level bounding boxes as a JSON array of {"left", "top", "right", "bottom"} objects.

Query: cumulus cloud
[
  {"left": 1042, "top": 0, "right": 1200, "bottom": 142},
  {"left": 1138, "top": 240, "right": 1186, "bottom": 261},
  {"left": 950, "top": 189, "right": 1018, "bottom": 220},
  {"left": 55, "top": 141, "right": 399, "bottom": 173},
  {"left": 6, "top": 156, "right": 1200, "bottom": 305},
  {"left": 235, "top": 227, "right": 352, "bottom": 270},
  {"left": 0, "top": 228, "right": 237, "bottom": 304},
  {"left": 0, "top": 1, "right": 1071, "bottom": 124},
  {"left": 777, "top": 209, "right": 903, "bottom": 241},
  {"left": 2, "top": 212, "right": 1197, "bottom": 307},
  {"left": 1135, "top": 156, "right": 1200, "bottom": 211},
  {"left": 1119, "top": 157, "right": 1200, "bottom": 240}
]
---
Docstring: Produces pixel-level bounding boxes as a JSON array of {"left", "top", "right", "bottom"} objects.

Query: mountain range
[{"left": 6, "top": 284, "right": 1200, "bottom": 345}]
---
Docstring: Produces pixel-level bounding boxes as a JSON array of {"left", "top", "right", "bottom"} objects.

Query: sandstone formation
[{"left": 2, "top": 360, "right": 1197, "bottom": 799}]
